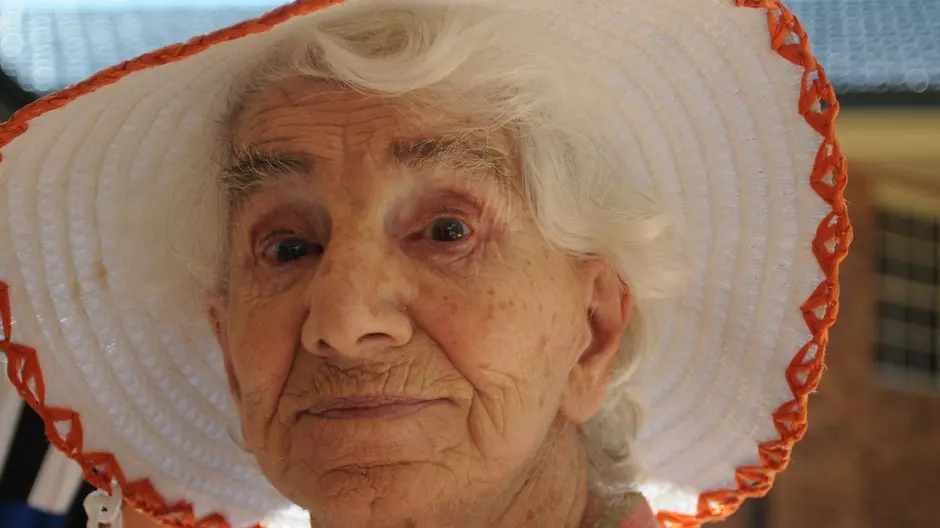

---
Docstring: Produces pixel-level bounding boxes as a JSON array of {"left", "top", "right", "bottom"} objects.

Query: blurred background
[{"left": 0, "top": 1, "right": 938, "bottom": 527}]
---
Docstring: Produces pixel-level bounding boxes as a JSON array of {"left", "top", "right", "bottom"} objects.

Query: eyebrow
[
  {"left": 390, "top": 135, "right": 510, "bottom": 175},
  {"left": 220, "top": 149, "right": 315, "bottom": 198},
  {"left": 221, "top": 134, "right": 511, "bottom": 199}
]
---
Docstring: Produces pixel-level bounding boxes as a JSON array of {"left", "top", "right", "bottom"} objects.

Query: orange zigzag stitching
[
  {"left": 655, "top": 2, "right": 852, "bottom": 526},
  {"left": 0, "top": 1, "right": 851, "bottom": 527}
]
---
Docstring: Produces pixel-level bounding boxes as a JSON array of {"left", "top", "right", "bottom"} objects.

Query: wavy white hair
[{"left": 218, "top": 5, "right": 686, "bottom": 496}]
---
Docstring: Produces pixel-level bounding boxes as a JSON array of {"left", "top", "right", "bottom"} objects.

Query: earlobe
[{"left": 562, "top": 260, "right": 632, "bottom": 424}]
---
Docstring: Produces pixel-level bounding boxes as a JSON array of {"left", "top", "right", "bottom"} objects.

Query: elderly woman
[{"left": 0, "top": 1, "right": 850, "bottom": 528}]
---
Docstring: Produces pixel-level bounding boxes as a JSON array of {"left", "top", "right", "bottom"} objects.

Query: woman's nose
[{"left": 301, "top": 241, "right": 413, "bottom": 359}]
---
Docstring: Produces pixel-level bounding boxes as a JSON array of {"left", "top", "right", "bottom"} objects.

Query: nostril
[
  {"left": 316, "top": 334, "right": 388, "bottom": 353},
  {"left": 359, "top": 333, "right": 388, "bottom": 343}
]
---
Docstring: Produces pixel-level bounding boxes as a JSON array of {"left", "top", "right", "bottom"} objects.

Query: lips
[{"left": 309, "top": 396, "right": 444, "bottom": 419}]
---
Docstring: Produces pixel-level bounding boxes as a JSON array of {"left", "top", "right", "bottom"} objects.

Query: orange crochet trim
[
  {"left": 656, "top": 1, "right": 853, "bottom": 526},
  {"left": 0, "top": 1, "right": 851, "bottom": 527}
]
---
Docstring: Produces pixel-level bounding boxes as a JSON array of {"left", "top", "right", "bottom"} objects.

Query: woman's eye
[
  {"left": 263, "top": 237, "right": 322, "bottom": 263},
  {"left": 425, "top": 217, "right": 472, "bottom": 242}
]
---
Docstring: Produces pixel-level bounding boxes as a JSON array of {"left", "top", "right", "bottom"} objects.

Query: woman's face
[{"left": 208, "top": 77, "right": 629, "bottom": 526}]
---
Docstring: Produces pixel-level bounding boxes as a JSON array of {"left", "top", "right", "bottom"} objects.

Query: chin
[{"left": 300, "top": 463, "right": 456, "bottom": 528}]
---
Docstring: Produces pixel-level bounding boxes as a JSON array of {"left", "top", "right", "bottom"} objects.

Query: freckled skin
[{"left": 206, "top": 78, "right": 630, "bottom": 528}]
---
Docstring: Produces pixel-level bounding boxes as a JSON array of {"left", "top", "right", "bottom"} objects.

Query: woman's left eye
[
  {"left": 262, "top": 237, "right": 322, "bottom": 264},
  {"left": 424, "top": 217, "right": 472, "bottom": 242}
]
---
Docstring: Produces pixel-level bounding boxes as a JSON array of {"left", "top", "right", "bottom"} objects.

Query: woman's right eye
[
  {"left": 425, "top": 217, "right": 472, "bottom": 243},
  {"left": 262, "top": 237, "right": 323, "bottom": 264}
]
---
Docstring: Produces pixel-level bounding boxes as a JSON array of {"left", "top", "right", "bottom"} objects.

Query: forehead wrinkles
[
  {"left": 236, "top": 83, "right": 402, "bottom": 140},
  {"left": 222, "top": 79, "right": 526, "bottom": 208},
  {"left": 223, "top": 89, "right": 393, "bottom": 203}
]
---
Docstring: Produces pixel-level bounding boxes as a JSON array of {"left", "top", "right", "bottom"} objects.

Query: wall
[{"left": 763, "top": 167, "right": 940, "bottom": 528}]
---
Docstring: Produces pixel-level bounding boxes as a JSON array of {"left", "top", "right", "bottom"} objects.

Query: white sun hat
[{"left": 0, "top": 0, "right": 851, "bottom": 527}]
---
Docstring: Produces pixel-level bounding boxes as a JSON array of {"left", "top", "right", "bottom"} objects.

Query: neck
[
  {"left": 307, "top": 422, "right": 611, "bottom": 528},
  {"left": 478, "top": 423, "right": 639, "bottom": 528},
  {"left": 485, "top": 422, "right": 591, "bottom": 528}
]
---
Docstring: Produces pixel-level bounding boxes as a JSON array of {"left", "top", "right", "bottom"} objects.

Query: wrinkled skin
[{"left": 205, "top": 78, "right": 631, "bottom": 528}]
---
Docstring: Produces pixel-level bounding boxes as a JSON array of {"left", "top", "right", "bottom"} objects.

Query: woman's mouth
[{"left": 309, "top": 396, "right": 445, "bottom": 419}]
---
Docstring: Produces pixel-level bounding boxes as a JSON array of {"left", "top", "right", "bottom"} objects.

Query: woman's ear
[
  {"left": 204, "top": 293, "right": 241, "bottom": 405},
  {"left": 561, "top": 259, "right": 632, "bottom": 424}
]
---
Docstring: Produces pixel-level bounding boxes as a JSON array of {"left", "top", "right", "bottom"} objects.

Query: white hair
[{"left": 218, "top": 5, "right": 686, "bottom": 496}]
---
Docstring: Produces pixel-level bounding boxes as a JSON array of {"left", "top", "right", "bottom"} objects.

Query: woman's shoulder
[
  {"left": 591, "top": 493, "right": 658, "bottom": 528},
  {"left": 617, "top": 499, "right": 658, "bottom": 528}
]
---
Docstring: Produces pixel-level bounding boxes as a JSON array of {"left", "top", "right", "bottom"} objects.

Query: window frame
[{"left": 873, "top": 181, "right": 940, "bottom": 393}]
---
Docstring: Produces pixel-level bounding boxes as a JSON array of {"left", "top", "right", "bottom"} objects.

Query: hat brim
[{"left": 0, "top": 0, "right": 851, "bottom": 527}]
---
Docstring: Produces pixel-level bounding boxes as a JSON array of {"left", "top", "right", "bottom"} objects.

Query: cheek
[
  {"left": 415, "top": 270, "right": 582, "bottom": 411},
  {"left": 227, "top": 291, "right": 306, "bottom": 438}
]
